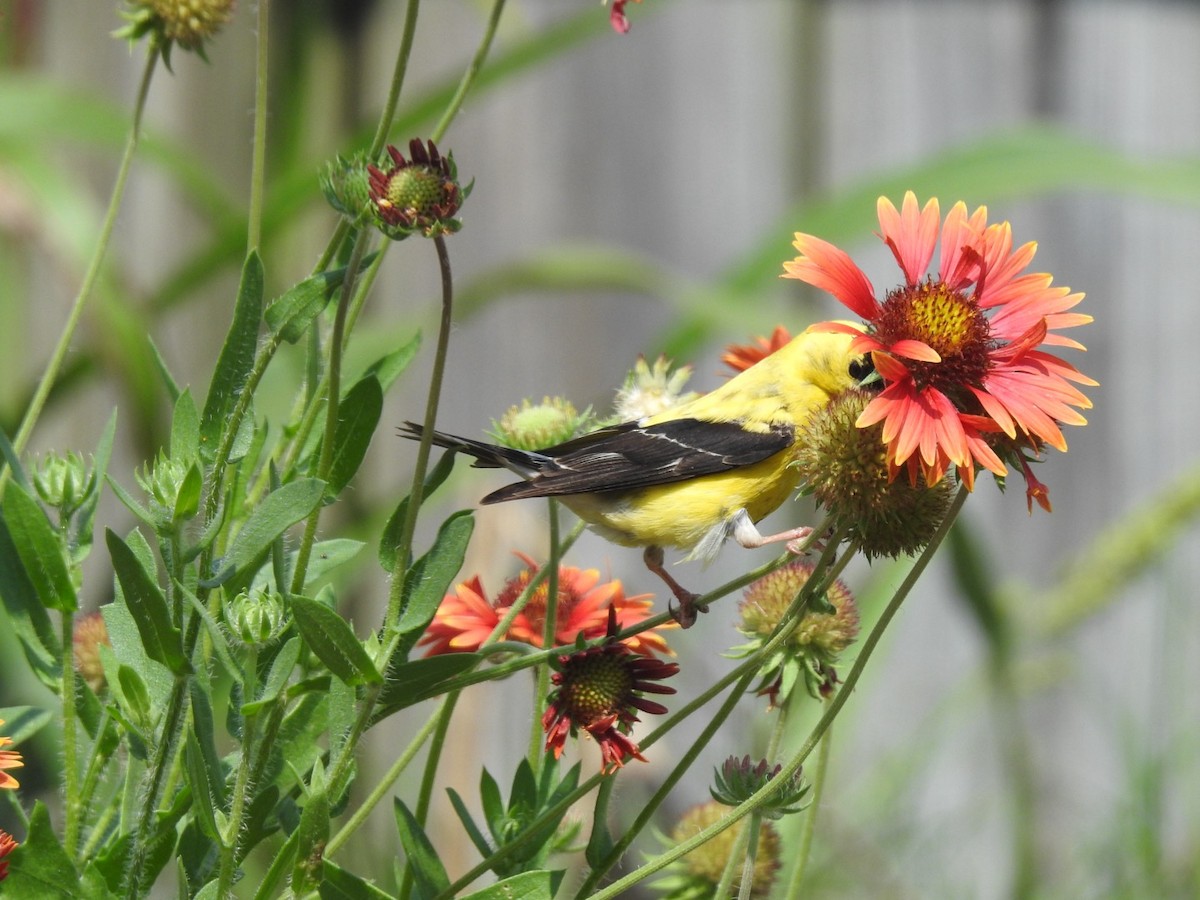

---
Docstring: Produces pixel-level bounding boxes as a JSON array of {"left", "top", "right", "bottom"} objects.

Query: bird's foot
[{"left": 644, "top": 545, "right": 706, "bottom": 629}]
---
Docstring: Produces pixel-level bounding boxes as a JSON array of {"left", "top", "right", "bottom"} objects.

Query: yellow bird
[{"left": 402, "top": 326, "right": 872, "bottom": 625}]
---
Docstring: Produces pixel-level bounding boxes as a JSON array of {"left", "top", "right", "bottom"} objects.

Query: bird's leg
[
  {"left": 730, "top": 509, "right": 823, "bottom": 555},
  {"left": 643, "top": 545, "right": 705, "bottom": 628}
]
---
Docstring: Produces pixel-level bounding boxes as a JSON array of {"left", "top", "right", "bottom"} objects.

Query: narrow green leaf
[
  {"left": 480, "top": 768, "right": 505, "bottom": 842},
  {"left": 370, "top": 653, "right": 480, "bottom": 725},
  {"left": 105, "top": 474, "right": 157, "bottom": 529},
  {"left": 105, "top": 528, "right": 187, "bottom": 675},
  {"left": 70, "top": 410, "right": 117, "bottom": 562},
  {"left": 327, "top": 376, "right": 383, "bottom": 497},
  {"left": 173, "top": 461, "right": 203, "bottom": 522},
  {"left": 205, "top": 478, "right": 325, "bottom": 587},
  {"left": 243, "top": 637, "right": 300, "bottom": 714},
  {"left": 264, "top": 274, "right": 331, "bottom": 344},
  {"left": 200, "top": 250, "right": 264, "bottom": 456},
  {"left": 283, "top": 539, "right": 365, "bottom": 592},
  {"left": 114, "top": 663, "right": 153, "bottom": 734},
  {"left": 146, "top": 335, "right": 182, "bottom": 403},
  {"left": 378, "top": 451, "right": 457, "bottom": 574},
  {"left": 184, "top": 728, "right": 221, "bottom": 841},
  {"left": 459, "top": 871, "right": 555, "bottom": 900},
  {"left": 292, "top": 773, "right": 330, "bottom": 896},
  {"left": 393, "top": 800, "right": 450, "bottom": 897},
  {"left": 290, "top": 595, "right": 380, "bottom": 686},
  {"left": 0, "top": 427, "right": 28, "bottom": 489},
  {"left": 319, "top": 861, "right": 397, "bottom": 900},
  {"left": 170, "top": 388, "right": 200, "bottom": 462},
  {"left": 446, "top": 788, "right": 494, "bottom": 860},
  {"left": 362, "top": 331, "right": 421, "bottom": 393},
  {"left": 2, "top": 481, "right": 77, "bottom": 612},
  {"left": 0, "top": 509, "right": 61, "bottom": 686},
  {"left": 180, "top": 581, "right": 243, "bottom": 683},
  {"left": 0, "top": 706, "right": 52, "bottom": 743},
  {"left": 396, "top": 511, "right": 474, "bottom": 655},
  {"left": 4, "top": 803, "right": 80, "bottom": 898}
]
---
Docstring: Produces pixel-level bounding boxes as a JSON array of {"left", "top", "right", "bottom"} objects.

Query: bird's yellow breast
[{"left": 561, "top": 450, "right": 801, "bottom": 551}]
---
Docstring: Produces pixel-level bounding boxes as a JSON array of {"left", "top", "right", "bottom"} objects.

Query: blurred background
[{"left": 2, "top": 1, "right": 1199, "bottom": 897}]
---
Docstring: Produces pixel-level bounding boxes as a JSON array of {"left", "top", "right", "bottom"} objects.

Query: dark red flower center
[
  {"left": 556, "top": 652, "right": 634, "bottom": 728},
  {"left": 875, "top": 281, "right": 993, "bottom": 396}
]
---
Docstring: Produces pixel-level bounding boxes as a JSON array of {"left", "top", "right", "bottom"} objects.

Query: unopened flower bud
[
  {"left": 794, "top": 388, "right": 955, "bottom": 559},
  {"left": 225, "top": 586, "right": 288, "bottom": 647},
  {"left": 491, "top": 397, "right": 587, "bottom": 451},
  {"left": 657, "top": 800, "right": 781, "bottom": 898},
  {"left": 612, "top": 355, "right": 698, "bottom": 421},
  {"left": 33, "top": 450, "right": 94, "bottom": 517}
]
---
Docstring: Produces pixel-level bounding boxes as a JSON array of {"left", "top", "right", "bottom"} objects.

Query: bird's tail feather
[{"left": 398, "top": 421, "right": 539, "bottom": 472}]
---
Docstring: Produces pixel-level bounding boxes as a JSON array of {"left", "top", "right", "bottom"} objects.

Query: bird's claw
[{"left": 668, "top": 591, "right": 707, "bottom": 628}]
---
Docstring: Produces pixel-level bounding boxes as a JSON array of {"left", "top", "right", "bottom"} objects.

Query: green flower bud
[
  {"left": 225, "top": 586, "right": 288, "bottom": 647},
  {"left": 33, "top": 450, "right": 94, "bottom": 517},
  {"left": 491, "top": 397, "right": 588, "bottom": 451}
]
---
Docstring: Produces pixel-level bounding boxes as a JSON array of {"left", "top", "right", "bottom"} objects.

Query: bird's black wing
[{"left": 482, "top": 418, "right": 793, "bottom": 502}]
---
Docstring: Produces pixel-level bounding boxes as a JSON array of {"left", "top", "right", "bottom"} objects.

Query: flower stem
[
  {"left": 431, "top": 0, "right": 507, "bottom": 144},
  {"left": 385, "top": 234, "right": 455, "bottom": 633},
  {"left": 325, "top": 699, "right": 445, "bottom": 858},
  {"left": 587, "top": 488, "right": 970, "bottom": 899},
  {"left": 786, "top": 694, "right": 834, "bottom": 899},
  {"left": 246, "top": 0, "right": 269, "bottom": 252},
  {"left": 60, "top": 613, "right": 81, "bottom": 857},
  {"left": 714, "top": 815, "right": 752, "bottom": 900},
  {"left": 216, "top": 647, "right": 259, "bottom": 898},
  {"left": 738, "top": 811, "right": 764, "bottom": 900},
  {"left": 368, "top": 0, "right": 422, "bottom": 159},
  {"left": 290, "top": 228, "right": 371, "bottom": 596},
  {"left": 529, "top": 499, "right": 561, "bottom": 772},
  {"left": 0, "top": 47, "right": 158, "bottom": 495},
  {"left": 573, "top": 670, "right": 759, "bottom": 898}
]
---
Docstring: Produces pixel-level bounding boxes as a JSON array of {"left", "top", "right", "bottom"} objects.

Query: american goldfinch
[{"left": 403, "top": 327, "right": 872, "bottom": 625}]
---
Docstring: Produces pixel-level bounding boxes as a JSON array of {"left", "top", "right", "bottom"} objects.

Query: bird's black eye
[{"left": 848, "top": 354, "right": 875, "bottom": 384}]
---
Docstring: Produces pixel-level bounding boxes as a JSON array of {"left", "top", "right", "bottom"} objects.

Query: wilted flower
[
  {"left": 0, "top": 829, "right": 17, "bottom": 881},
  {"left": 117, "top": 0, "right": 236, "bottom": 61},
  {"left": 785, "top": 191, "right": 1095, "bottom": 511},
  {"left": 367, "top": 139, "right": 468, "bottom": 240},
  {"left": 0, "top": 721, "right": 23, "bottom": 791},
  {"left": 542, "top": 609, "right": 678, "bottom": 771},
  {"left": 721, "top": 325, "right": 794, "bottom": 374},
  {"left": 74, "top": 611, "right": 111, "bottom": 694},
  {"left": 607, "top": 0, "right": 643, "bottom": 33},
  {"left": 731, "top": 560, "right": 858, "bottom": 703},
  {"left": 654, "top": 800, "right": 781, "bottom": 899},
  {"left": 419, "top": 552, "right": 671, "bottom": 658},
  {"left": 612, "top": 356, "right": 699, "bottom": 421},
  {"left": 491, "top": 397, "right": 590, "bottom": 451}
]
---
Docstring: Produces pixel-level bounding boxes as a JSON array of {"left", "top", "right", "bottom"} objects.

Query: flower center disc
[{"left": 878, "top": 282, "right": 993, "bottom": 391}]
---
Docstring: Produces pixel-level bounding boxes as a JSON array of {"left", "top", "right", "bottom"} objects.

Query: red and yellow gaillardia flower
[
  {"left": 0, "top": 721, "right": 23, "bottom": 791},
  {"left": 784, "top": 191, "right": 1095, "bottom": 511}
]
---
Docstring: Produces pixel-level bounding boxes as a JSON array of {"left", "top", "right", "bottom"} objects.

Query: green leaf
[
  {"left": 264, "top": 274, "right": 332, "bottom": 344},
  {"left": 204, "top": 478, "right": 325, "bottom": 587},
  {"left": 281, "top": 538, "right": 365, "bottom": 592},
  {"left": 243, "top": 637, "right": 301, "bottom": 714},
  {"left": 319, "top": 862, "right": 397, "bottom": 900},
  {"left": 393, "top": 800, "right": 450, "bottom": 898},
  {"left": 371, "top": 653, "right": 480, "bottom": 725},
  {"left": 362, "top": 331, "right": 421, "bottom": 393},
  {"left": 180, "top": 581, "right": 243, "bottom": 683},
  {"left": 200, "top": 250, "right": 264, "bottom": 457},
  {"left": 3, "top": 803, "right": 80, "bottom": 898},
  {"left": 146, "top": 336, "right": 182, "bottom": 403},
  {"left": 114, "top": 662, "right": 154, "bottom": 735},
  {"left": 105, "top": 528, "right": 187, "bottom": 675},
  {"left": 105, "top": 474, "right": 157, "bottom": 529},
  {"left": 1, "top": 481, "right": 77, "bottom": 612},
  {"left": 446, "top": 788, "right": 494, "bottom": 860},
  {"left": 327, "top": 376, "right": 383, "bottom": 497},
  {"left": 0, "top": 508, "right": 62, "bottom": 687},
  {"left": 69, "top": 410, "right": 117, "bottom": 566},
  {"left": 0, "top": 706, "right": 52, "bottom": 743},
  {"left": 459, "top": 871, "right": 555, "bottom": 900},
  {"left": 173, "top": 461, "right": 203, "bottom": 522},
  {"left": 184, "top": 727, "right": 221, "bottom": 842},
  {"left": 290, "top": 595, "right": 381, "bottom": 686},
  {"left": 396, "top": 511, "right": 474, "bottom": 655},
  {"left": 0, "top": 426, "right": 29, "bottom": 490},
  {"left": 170, "top": 388, "right": 200, "bottom": 462},
  {"left": 378, "top": 451, "right": 457, "bottom": 574},
  {"left": 292, "top": 770, "right": 330, "bottom": 896}
]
